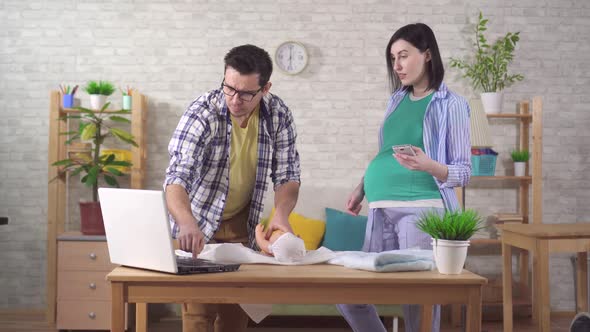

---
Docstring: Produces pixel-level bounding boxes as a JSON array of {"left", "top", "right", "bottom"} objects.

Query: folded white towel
[{"left": 326, "top": 249, "right": 435, "bottom": 272}]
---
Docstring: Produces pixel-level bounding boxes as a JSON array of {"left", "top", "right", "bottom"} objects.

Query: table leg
[
  {"left": 136, "top": 303, "right": 148, "bottom": 332},
  {"left": 450, "top": 304, "right": 462, "bottom": 327},
  {"left": 519, "top": 251, "right": 530, "bottom": 299},
  {"left": 502, "top": 242, "right": 513, "bottom": 332},
  {"left": 420, "top": 304, "right": 433, "bottom": 332},
  {"left": 576, "top": 252, "right": 589, "bottom": 313},
  {"left": 111, "top": 282, "right": 125, "bottom": 332},
  {"left": 535, "top": 239, "right": 550, "bottom": 332},
  {"left": 532, "top": 248, "right": 539, "bottom": 323},
  {"left": 465, "top": 286, "right": 482, "bottom": 332}
]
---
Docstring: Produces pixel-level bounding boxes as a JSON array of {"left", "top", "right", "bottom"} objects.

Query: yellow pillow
[{"left": 267, "top": 208, "right": 326, "bottom": 250}]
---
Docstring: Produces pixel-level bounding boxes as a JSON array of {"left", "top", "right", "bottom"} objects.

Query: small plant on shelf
[
  {"left": 85, "top": 80, "right": 115, "bottom": 96},
  {"left": 510, "top": 149, "right": 530, "bottom": 162},
  {"left": 449, "top": 11, "right": 524, "bottom": 93},
  {"left": 85, "top": 80, "right": 116, "bottom": 110},
  {"left": 449, "top": 11, "right": 524, "bottom": 114},
  {"left": 511, "top": 149, "right": 530, "bottom": 177}
]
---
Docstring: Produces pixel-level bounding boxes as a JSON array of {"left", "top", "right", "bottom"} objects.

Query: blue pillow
[{"left": 322, "top": 208, "right": 368, "bottom": 251}]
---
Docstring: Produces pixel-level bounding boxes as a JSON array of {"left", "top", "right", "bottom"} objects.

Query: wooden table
[
  {"left": 107, "top": 264, "right": 486, "bottom": 332},
  {"left": 500, "top": 223, "right": 590, "bottom": 332}
]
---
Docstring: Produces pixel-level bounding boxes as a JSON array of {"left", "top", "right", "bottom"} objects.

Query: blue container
[
  {"left": 62, "top": 94, "right": 74, "bottom": 108},
  {"left": 471, "top": 148, "right": 498, "bottom": 176}
]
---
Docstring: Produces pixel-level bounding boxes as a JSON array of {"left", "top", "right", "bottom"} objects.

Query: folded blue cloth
[{"left": 327, "top": 249, "right": 434, "bottom": 272}]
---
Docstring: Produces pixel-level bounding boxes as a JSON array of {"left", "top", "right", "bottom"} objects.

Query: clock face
[{"left": 275, "top": 41, "right": 308, "bottom": 75}]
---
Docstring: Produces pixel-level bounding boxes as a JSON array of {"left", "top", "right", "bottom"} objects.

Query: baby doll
[{"left": 255, "top": 223, "right": 306, "bottom": 263}]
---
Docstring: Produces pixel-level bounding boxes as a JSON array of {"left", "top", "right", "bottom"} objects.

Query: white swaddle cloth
[{"left": 267, "top": 232, "right": 306, "bottom": 263}]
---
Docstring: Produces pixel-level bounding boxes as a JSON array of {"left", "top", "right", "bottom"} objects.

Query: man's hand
[
  {"left": 265, "top": 212, "right": 293, "bottom": 239},
  {"left": 345, "top": 182, "right": 365, "bottom": 216},
  {"left": 177, "top": 221, "right": 205, "bottom": 259}
]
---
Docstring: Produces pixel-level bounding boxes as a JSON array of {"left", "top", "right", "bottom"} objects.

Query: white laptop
[{"left": 98, "top": 188, "right": 240, "bottom": 274}]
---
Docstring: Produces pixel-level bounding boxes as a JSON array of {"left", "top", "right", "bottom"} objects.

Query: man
[{"left": 164, "top": 44, "right": 301, "bottom": 332}]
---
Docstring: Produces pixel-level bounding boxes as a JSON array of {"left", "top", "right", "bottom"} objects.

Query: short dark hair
[
  {"left": 224, "top": 44, "right": 273, "bottom": 87},
  {"left": 385, "top": 23, "right": 444, "bottom": 93}
]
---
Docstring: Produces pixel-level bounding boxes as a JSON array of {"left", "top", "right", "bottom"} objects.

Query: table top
[
  {"left": 107, "top": 264, "right": 486, "bottom": 286},
  {"left": 498, "top": 223, "right": 590, "bottom": 239}
]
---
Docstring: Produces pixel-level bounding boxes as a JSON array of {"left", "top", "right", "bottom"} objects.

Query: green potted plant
[
  {"left": 52, "top": 102, "right": 137, "bottom": 235},
  {"left": 85, "top": 80, "right": 116, "bottom": 110},
  {"left": 416, "top": 209, "right": 484, "bottom": 274},
  {"left": 450, "top": 11, "right": 524, "bottom": 114},
  {"left": 510, "top": 149, "right": 530, "bottom": 177}
]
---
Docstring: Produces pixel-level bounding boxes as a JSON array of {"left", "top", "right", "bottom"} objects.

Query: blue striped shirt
[
  {"left": 379, "top": 83, "right": 471, "bottom": 211},
  {"left": 164, "top": 89, "right": 301, "bottom": 248}
]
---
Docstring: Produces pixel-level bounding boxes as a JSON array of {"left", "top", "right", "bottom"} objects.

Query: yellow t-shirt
[{"left": 222, "top": 106, "right": 259, "bottom": 219}]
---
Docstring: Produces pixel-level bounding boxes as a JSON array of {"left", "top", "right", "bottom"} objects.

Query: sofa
[{"left": 261, "top": 185, "right": 402, "bottom": 331}]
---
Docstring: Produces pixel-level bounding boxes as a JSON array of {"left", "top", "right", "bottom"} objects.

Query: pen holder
[
  {"left": 122, "top": 95, "right": 132, "bottom": 110},
  {"left": 62, "top": 94, "right": 74, "bottom": 108}
]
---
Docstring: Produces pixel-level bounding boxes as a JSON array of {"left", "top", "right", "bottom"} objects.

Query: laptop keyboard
[
  {"left": 175, "top": 256, "right": 241, "bottom": 274},
  {"left": 176, "top": 256, "right": 219, "bottom": 267}
]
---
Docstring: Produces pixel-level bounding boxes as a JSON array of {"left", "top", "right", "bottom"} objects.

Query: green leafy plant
[
  {"left": 84, "top": 80, "right": 116, "bottom": 96},
  {"left": 416, "top": 209, "right": 484, "bottom": 241},
  {"left": 51, "top": 102, "right": 138, "bottom": 202},
  {"left": 450, "top": 12, "right": 524, "bottom": 92},
  {"left": 510, "top": 149, "right": 530, "bottom": 162}
]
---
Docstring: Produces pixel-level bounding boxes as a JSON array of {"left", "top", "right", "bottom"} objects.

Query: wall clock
[{"left": 275, "top": 41, "right": 309, "bottom": 75}]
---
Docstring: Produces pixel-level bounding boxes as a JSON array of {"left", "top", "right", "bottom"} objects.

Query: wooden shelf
[
  {"left": 484, "top": 296, "right": 531, "bottom": 307},
  {"left": 487, "top": 113, "right": 532, "bottom": 119},
  {"left": 47, "top": 90, "right": 148, "bottom": 325},
  {"left": 60, "top": 107, "right": 127, "bottom": 114},
  {"left": 471, "top": 176, "right": 532, "bottom": 181},
  {"left": 471, "top": 238, "right": 501, "bottom": 245}
]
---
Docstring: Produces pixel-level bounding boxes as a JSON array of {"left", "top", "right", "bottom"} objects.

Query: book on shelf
[{"left": 486, "top": 213, "right": 524, "bottom": 238}]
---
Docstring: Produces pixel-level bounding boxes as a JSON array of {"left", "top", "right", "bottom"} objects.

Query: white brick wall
[{"left": 1, "top": 0, "right": 589, "bottom": 311}]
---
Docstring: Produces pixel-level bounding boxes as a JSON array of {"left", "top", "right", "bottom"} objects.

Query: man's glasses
[{"left": 221, "top": 80, "right": 263, "bottom": 102}]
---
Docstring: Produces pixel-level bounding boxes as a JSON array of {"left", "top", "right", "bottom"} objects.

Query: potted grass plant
[
  {"left": 416, "top": 209, "right": 484, "bottom": 274},
  {"left": 52, "top": 102, "right": 137, "bottom": 235},
  {"left": 85, "top": 80, "right": 116, "bottom": 110},
  {"left": 450, "top": 12, "right": 524, "bottom": 114},
  {"left": 510, "top": 149, "right": 530, "bottom": 177}
]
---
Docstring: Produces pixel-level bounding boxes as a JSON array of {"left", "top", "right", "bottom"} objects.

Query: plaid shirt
[{"left": 164, "top": 89, "right": 301, "bottom": 248}]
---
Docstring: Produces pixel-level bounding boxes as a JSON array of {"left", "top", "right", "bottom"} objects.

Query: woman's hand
[
  {"left": 393, "top": 146, "right": 433, "bottom": 171},
  {"left": 345, "top": 183, "right": 365, "bottom": 216},
  {"left": 394, "top": 146, "right": 448, "bottom": 182}
]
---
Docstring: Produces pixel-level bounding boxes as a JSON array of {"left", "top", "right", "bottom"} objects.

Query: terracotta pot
[{"left": 79, "top": 201, "right": 105, "bottom": 235}]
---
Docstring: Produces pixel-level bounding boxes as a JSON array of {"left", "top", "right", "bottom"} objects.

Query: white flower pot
[
  {"left": 89, "top": 94, "right": 107, "bottom": 110},
  {"left": 514, "top": 162, "right": 526, "bottom": 177},
  {"left": 480, "top": 92, "right": 503, "bottom": 114},
  {"left": 431, "top": 238, "right": 470, "bottom": 275}
]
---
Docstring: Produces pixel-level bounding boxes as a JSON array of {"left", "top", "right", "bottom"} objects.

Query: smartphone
[{"left": 392, "top": 144, "right": 416, "bottom": 156}]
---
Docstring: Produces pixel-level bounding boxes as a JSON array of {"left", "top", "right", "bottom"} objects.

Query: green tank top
[{"left": 364, "top": 92, "right": 440, "bottom": 202}]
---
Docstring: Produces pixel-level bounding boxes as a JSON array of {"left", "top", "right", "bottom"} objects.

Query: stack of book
[{"left": 487, "top": 213, "right": 524, "bottom": 238}]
